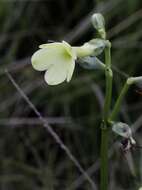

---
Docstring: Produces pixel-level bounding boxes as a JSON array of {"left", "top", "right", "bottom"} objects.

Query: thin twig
[
  {"left": 0, "top": 117, "right": 71, "bottom": 125},
  {"left": 0, "top": 117, "right": 80, "bottom": 130}
]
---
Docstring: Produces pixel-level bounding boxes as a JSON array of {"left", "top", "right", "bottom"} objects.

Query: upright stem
[
  {"left": 103, "top": 68, "right": 113, "bottom": 123},
  {"left": 101, "top": 44, "right": 112, "bottom": 190},
  {"left": 103, "top": 43, "right": 112, "bottom": 124},
  {"left": 100, "top": 122, "right": 109, "bottom": 190}
]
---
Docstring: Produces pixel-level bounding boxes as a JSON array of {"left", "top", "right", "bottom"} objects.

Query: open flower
[
  {"left": 31, "top": 41, "right": 76, "bottom": 85},
  {"left": 31, "top": 39, "right": 106, "bottom": 85}
]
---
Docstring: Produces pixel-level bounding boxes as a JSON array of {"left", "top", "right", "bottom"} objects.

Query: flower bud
[
  {"left": 112, "top": 122, "right": 132, "bottom": 138},
  {"left": 127, "top": 76, "right": 142, "bottom": 85},
  {"left": 91, "top": 13, "right": 106, "bottom": 39},
  {"left": 78, "top": 56, "right": 105, "bottom": 70}
]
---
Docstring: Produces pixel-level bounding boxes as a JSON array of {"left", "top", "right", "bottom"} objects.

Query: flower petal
[
  {"left": 32, "top": 43, "right": 68, "bottom": 71},
  {"left": 62, "top": 41, "right": 76, "bottom": 60},
  {"left": 31, "top": 48, "right": 52, "bottom": 71},
  {"left": 44, "top": 59, "right": 70, "bottom": 85},
  {"left": 66, "top": 59, "right": 75, "bottom": 82},
  {"left": 39, "top": 42, "right": 62, "bottom": 49}
]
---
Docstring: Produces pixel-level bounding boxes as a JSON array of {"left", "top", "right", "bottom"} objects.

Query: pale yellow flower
[
  {"left": 31, "top": 39, "right": 106, "bottom": 85},
  {"left": 31, "top": 41, "right": 76, "bottom": 85}
]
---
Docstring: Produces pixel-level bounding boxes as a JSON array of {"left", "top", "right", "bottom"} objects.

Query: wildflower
[
  {"left": 31, "top": 40, "right": 106, "bottom": 85},
  {"left": 31, "top": 41, "right": 76, "bottom": 85}
]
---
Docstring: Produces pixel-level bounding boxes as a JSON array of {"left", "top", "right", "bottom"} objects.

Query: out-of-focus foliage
[{"left": 0, "top": 0, "right": 142, "bottom": 189}]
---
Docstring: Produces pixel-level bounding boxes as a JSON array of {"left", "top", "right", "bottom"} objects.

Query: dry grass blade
[{"left": 108, "top": 8, "right": 142, "bottom": 38}]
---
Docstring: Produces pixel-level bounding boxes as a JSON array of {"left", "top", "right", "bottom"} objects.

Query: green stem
[
  {"left": 103, "top": 44, "right": 113, "bottom": 124},
  {"left": 101, "top": 44, "right": 112, "bottom": 190},
  {"left": 103, "top": 68, "right": 113, "bottom": 124},
  {"left": 105, "top": 44, "right": 111, "bottom": 67},
  {"left": 109, "top": 76, "right": 142, "bottom": 121},
  {"left": 109, "top": 80, "right": 130, "bottom": 121},
  {"left": 101, "top": 123, "right": 109, "bottom": 190}
]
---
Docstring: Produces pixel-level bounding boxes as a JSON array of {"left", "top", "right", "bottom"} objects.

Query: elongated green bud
[{"left": 91, "top": 13, "right": 106, "bottom": 39}]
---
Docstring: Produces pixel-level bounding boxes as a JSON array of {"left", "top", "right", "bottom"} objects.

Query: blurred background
[{"left": 0, "top": 0, "right": 142, "bottom": 189}]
